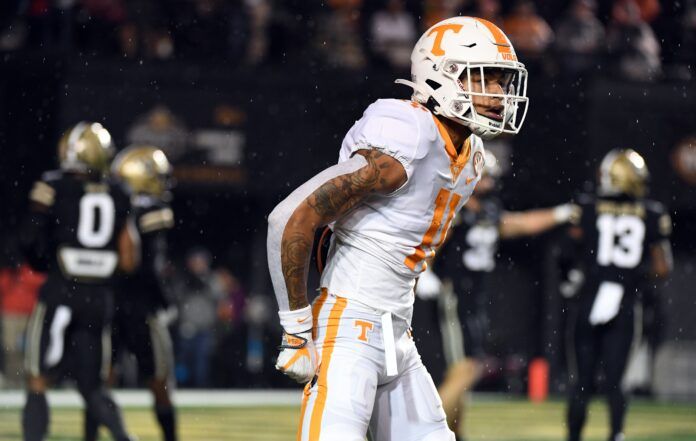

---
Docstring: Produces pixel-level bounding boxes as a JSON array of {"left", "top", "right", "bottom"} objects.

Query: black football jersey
[
  {"left": 575, "top": 194, "right": 671, "bottom": 302},
  {"left": 437, "top": 197, "right": 504, "bottom": 275},
  {"left": 23, "top": 170, "right": 130, "bottom": 283},
  {"left": 119, "top": 195, "right": 174, "bottom": 306}
]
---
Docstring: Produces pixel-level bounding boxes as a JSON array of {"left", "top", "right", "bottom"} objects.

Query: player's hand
[
  {"left": 553, "top": 203, "right": 581, "bottom": 225},
  {"left": 275, "top": 330, "right": 319, "bottom": 384}
]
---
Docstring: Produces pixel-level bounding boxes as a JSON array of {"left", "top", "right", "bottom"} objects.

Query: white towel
[{"left": 589, "top": 281, "right": 624, "bottom": 326}]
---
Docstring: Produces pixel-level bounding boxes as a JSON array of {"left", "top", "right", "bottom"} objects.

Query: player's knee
[
  {"left": 444, "top": 358, "right": 481, "bottom": 388},
  {"left": 149, "top": 379, "right": 172, "bottom": 405},
  {"left": 26, "top": 375, "right": 48, "bottom": 392}
]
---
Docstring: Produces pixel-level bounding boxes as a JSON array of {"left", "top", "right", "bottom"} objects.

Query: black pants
[{"left": 566, "top": 303, "right": 634, "bottom": 441}]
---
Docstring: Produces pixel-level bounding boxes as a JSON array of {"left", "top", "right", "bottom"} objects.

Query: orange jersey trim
[
  {"left": 309, "top": 296, "right": 347, "bottom": 441},
  {"left": 432, "top": 115, "right": 472, "bottom": 182}
]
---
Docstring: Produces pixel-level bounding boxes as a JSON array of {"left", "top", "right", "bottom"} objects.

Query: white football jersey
[{"left": 320, "top": 99, "right": 485, "bottom": 322}]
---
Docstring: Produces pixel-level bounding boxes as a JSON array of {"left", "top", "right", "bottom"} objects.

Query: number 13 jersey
[{"left": 320, "top": 99, "right": 485, "bottom": 323}]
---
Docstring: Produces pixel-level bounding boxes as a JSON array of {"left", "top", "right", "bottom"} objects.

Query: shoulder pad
[
  {"left": 40, "top": 169, "right": 63, "bottom": 182},
  {"left": 575, "top": 193, "right": 595, "bottom": 206},
  {"left": 139, "top": 207, "right": 174, "bottom": 234},
  {"left": 341, "top": 99, "right": 429, "bottom": 177},
  {"left": 29, "top": 180, "right": 56, "bottom": 207},
  {"left": 643, "top": 199, "right": 666, "bottom": 215}
]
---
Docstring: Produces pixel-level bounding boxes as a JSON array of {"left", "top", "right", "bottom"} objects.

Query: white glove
[
  {"left": 415, "top": 267, "right": 442, "bottom": 300},
  {"left": 276, "top": 330, "right": 319, "bottom": 383},
  {"left": 553, "top": 203, "right": 581, "bottom": 225},
  {"left": 276, "top": 306, "right": 318, "bottom": 384}
]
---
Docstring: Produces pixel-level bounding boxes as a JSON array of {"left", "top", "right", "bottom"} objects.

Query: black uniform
[
  {"left": 112, "top": 195, "right": 174, "bottom": 381},
  {"left": 21, "top": 170, "right": 132, "bottom": 441},
  {"left": 566, "top": 194, "right": 671, "bottom": 441},
  {"left": 412, "top": 197, "right": 503, "bottom": 384}
]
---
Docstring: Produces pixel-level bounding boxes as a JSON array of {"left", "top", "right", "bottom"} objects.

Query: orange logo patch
[
  {"left": 354, "top": 320, "right": 374, "bottom": 343},
  {"left": 427, "top": 24, "right": 463, "bottom": 56}
]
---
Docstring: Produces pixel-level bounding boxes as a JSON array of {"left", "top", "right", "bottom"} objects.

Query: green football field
[{"left": 1, "top": 397, "right": 695, "bottom": 441}]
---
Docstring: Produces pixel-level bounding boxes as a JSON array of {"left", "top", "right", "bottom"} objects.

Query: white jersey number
[
  {"left": 596, "top": 214, "right": 645, "bottom": 269},
  {"left": 77, "top": 193, "right": 116, "bottom": 248},
  {"left": 463, "top": 224, "right": 498, "bottom": 272}
]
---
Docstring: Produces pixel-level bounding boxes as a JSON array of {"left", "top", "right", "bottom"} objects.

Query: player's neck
[{"left": 437, "top": 115, "right": 472, "bottom": 154}]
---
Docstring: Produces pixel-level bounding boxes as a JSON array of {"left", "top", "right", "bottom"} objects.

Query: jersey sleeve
[
  {"left": 339, "top": 99, "right": 423, "bottom": 181},
  {"left": 28, "top": 171, "right": 61, "bottom": 209},
  {"left": 21, "top": 172, "right": 61, "bottom": 271},
  {"left": 138, "top": 207, "right": 175, "bottom": 234},
  {"left": 645, "top": 201, "right": 672, "bottom": 245}
]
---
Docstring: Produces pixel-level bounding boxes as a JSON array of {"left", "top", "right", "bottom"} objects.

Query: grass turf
[{"left": 1, "top": 397, "right": 694, "bottom": 440}]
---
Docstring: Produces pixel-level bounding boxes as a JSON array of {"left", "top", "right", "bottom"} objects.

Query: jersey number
[
  {"left": 596, "top": 214, "right": 645, "bottom": 269},
  {"left": 463, "top": 225, "right": 498, "bottom": 272},
  {"left": 77, "top": 193, "right": 116, "bottom": 248},
  {"left": 405, "top": 188, "right": 462, "bottom": 271}
]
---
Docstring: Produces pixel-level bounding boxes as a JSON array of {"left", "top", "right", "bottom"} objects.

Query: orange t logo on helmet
[{"left": 427, "top": 24, "right": 463, "bottom": 56}]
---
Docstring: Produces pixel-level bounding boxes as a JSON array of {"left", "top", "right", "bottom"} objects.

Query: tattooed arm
[{"left": 267, "top": 149, "right": 407, "bottom": 313}]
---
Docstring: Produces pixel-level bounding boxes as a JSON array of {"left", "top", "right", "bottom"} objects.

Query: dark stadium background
[{"left": 1, "top": 0, "right": 695, "bottom": 396}]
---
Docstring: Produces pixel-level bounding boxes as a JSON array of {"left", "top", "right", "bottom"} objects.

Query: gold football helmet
[
  {"left": 111, "top": 145, "right": 172, "bottom": 196},
  {"left": 58, "top": 122, "right": 114, "bottom": 173},
  {"left": 598, "top": 149, "right": 649, "bottom": 198}
]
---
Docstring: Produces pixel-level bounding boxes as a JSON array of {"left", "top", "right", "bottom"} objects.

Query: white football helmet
[{"left": 396, "top": 16, "right": 529, "bottom": 140}]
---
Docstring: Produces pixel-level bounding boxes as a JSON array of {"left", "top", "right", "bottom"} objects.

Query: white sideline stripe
[{"left": 0, "top": 390, "right": 303, "bottom": 409}]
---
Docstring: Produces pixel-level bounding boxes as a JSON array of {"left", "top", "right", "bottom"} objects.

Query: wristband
[{"left": 279, "top": 305, "right": 313, "bottom": 334}]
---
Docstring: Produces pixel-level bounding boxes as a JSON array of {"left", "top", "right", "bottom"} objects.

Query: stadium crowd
[{"left": 0, "top": 0, "right": 694, "bottom": 79}]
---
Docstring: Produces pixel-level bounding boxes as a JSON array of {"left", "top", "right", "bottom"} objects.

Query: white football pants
[{"left": 297, "top": 290, "right": 454, "bottom": 441}]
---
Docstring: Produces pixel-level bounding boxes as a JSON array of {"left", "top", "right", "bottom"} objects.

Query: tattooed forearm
[
  {"left": 307, "top": 150, "right": 383, "bottom": 220},
  {"left": 281, "top": 231, "right": 313, "bottom": 310}
]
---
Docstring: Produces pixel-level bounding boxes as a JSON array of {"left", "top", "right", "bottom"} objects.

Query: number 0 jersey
[
  {"left": 320, "top": 99, "right": 485, "bottom": 322},
  {"left": 25, "top": 170, "right": 131, "bottom": 284}
]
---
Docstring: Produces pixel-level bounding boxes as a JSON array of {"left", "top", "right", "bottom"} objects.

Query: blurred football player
[
  {"left": 267, "top": 17, "right": 529, "bottom": 441},
  {"left": 84, "top": 146, "right": 177, "bottom": 441},
  {"left": 20, "top": 122, "right": 136, "bottom": 441},
  {"left": 412, "top": 150, "right": 580, "bottom": 440},
  {"left": 565, "top": 149, "right": 672, "bottom": 441}
]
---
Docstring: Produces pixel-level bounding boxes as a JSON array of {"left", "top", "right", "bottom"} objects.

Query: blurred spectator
[
  {"left": 503, "top": 0, "right": 554, "bottom": 58},
  {"left": 606, "top": 0, "right": 662, "bottom": 82},
  {"left": 316, "top": 0, "right": 366, "bottom": 69},
  {"left": 119, "top": 0, "right": 174, "bottom": 59},
  {"left": 173, "top": 0, "right": 248, "bottom": 61},
  {"left": 635, "top": 0, "right": 661, "bottom": 23},
  {"left": 172, "top": 248, "right": 225, "bottom": 388},
  {"left": 422, "top": 0, "right": 470, "bottom": 30},
  {"left": 215, "top": 267, "right": 247, "bottom": 329},
  {"left": 0, "top": 262, "right": 44, "bottom": 387},
  {"left": 554, "top": 0, "right": 605, "bottom": 76},
  {"left": 472, "top": 0, "right": 504, "bottom": 27},
  {"left": 127, "top": 105, "right": 189, "bottom": 162},
  {"left": 369, "top": 0, "right": 418, "bottom": 70},
  {"left": 678, "top": 0, "right": 696, "bottom": 70}
]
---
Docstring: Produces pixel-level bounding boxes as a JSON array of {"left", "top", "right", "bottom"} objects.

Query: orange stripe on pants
[
  {"left": 297, "top": 382, "right": 312, "bottom": 441},
  {"left": 309, "top": 296, "right": 347, "bottom": 441}
]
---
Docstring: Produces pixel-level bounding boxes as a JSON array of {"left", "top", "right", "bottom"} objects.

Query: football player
[
  {"left": 84, "top": 145, "right": 177, "bottom": 441},
  {"left": 565, "top": 149, "right": 672, "bottom": 441},
  {"left": 20, "top": 122, "right": 136, "bottom": 441},
  {"left": 412, "top": 150, "right": 580, "bottom": 440},
  {"left": 267, "top": 17, "right": 529, "bottom": 441}
]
